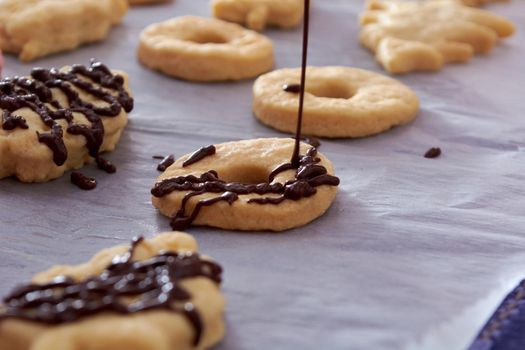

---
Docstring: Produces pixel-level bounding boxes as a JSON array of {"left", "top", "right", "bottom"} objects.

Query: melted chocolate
[
  {"left": 0, "top": 60, "right": 133, "bottom": 166},
  {"left": 152, "top": 0, "right": 338, "bottom": 230},
  {"left": 298, "top": 136, "right": 321, "bottom": 148},
  {"left": 424, "top": 147, "right": 441, "bottom": 159},
  {"left": 157, "top": 154, "right": 175, "bottom": 172},
  {"left": 291, "top": 0, "right": 311, "bottom": 167},
  {"left": 71, "top": 172, "right": 97, "bottom": 190},
  {"left": 283, "top": 83, "right": 301, "bottom": 93},
  {"left": 0, "top": 237, "right": 222, "bottom": 346},
  {"left": 1, "top": 110, "right": 28, "bottom": 130},
  {"left": 95, "top": 156, "right": 117, "bottom": 173},
  {"left": 183, "top": 145, "right": 216, "bottom": 167},
  {"left": 152, "top": 147, "right": 339, "bottom": 230}
]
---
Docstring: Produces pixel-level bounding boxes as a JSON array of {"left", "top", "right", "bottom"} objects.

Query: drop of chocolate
[
  {"left": 157, "top": 154, "right": 175, "bottom": 172},
  {"left": 424, "top": 147, "right": 442, "bottom": 159},
  {"left": 71, "top": 172, "right": 97, "bottom": 190},
  {"left": 283, "top": 83, "right": 301, "bottom": 93}
]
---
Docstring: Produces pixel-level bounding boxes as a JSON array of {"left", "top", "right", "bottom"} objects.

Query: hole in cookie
[
  {"left": 218, "top": 165, "right": 271, "bottom": 184},
  {"left": 306, "top": 80, "right": 355, "bottom": 99},
  {"left": 184, "top": 31, "right": 229, "bottom": 44}
]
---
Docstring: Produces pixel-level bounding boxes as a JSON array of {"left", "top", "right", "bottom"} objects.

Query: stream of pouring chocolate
[
  {"left": 291, "top": 0, "right": 311, "bottom": 167},
  {"left": 151, "top": 0, "right": 339, "bottom": 231}
]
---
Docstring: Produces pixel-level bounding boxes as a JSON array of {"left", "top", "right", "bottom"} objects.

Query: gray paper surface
[{"left": 1, "top": 1, "right": 525, "bottom": 349}]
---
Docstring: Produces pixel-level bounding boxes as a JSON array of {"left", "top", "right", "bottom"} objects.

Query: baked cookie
[
  {"left": 0, "top": 232, "right": 225, "bottom": 350},
  {"left": 211, "top": 0, "right": 304, "bottom": 31},
  {"left": 138, "top": 16, "right": 274, "bottom": 82},
  {"left": 151, "top": 138, "right": 340, "bottom": 232},
  {"left": 0, "top": 0, "right": 128, "bottom": 62},
  {"left": 0, "top": 60, "right": 134, "bottom": 183},
  {"left": 360, "top": 0, "right": 515, "bottom": 74},
  {"left": 253, "top": 67, "right": 419, "bottom": 138},
  {"left": 0, "top": 49, "right": 3, "bottom": 76}
]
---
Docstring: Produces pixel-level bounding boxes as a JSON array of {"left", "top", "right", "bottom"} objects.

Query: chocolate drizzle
[
  {"left": 291, "top": 0, "right": 311, "bottom": 167},
  {"left": 283, "top": 83, "right": 301, "bottom": 93},
  {"left": 183, "top": 145, "right": 216, "bottom": 167},
  {"left": 96, "top": 156, "right": 117, "bottom": 173},
  {"left": 71, "top": 172, "right": 97, "bottom": 190},
  {"left": 298, "top": 136, "right": 321, "bottom": 148},
  {"left": 0, "top": 60, "right": 133, "bottom": 166},
  {"left": 2, "top": 110, "right": 28, "bottom": 130},
  {"left": 151, "top": 147, "right": 339, "bottom": 230},
  {"left": 157, "top": 154, "right": 175, "bottom": 172},
  {"left": 37, "top": 125, "right": 68, "bottom": 165},
  {"left": 0, "top": 237, "right": 222, "bottom": 346},
  {"left": 152, "top": 0, "right": 338, "bottom": 230}
]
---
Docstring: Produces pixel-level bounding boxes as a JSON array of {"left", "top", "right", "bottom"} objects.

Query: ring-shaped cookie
[
  {"left": 151, "top": 138, "right": 340, "bottom": 232},
  {"left": 138, "top": 16, "right": 274, "bottom": 81},
  {"left": 253, "top": 66, "right": 419, "bottom": 138}
]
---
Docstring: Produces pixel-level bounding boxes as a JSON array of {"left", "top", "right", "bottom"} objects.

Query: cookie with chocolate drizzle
[
  {"left": 151, "top": 0, "right": 338, "bottom": 232},
  {"left": 151, "top": 0, "right": 339, "bottom": 232},
  {"left": 0, "top": 232, "right": 226, "bottom": 350},
  {"left": 151, "top": 138, "right": 339, "bottom": 231},
  {"left": 0, "top": 60, "right": 133, "bottom": 183}
]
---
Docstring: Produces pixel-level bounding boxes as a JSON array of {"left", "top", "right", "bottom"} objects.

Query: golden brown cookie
[
  {"left": 0, "top": 61, "right": 133, "bottom": 183},
  {"left": 151, "top": 138, "right": 340, "bottom": 232},
  {"left": 211, "top": 0, "right": 304, "bottom": 31},
  {"left": 0, "top": 232, "right": 225, "bottom": 350},
  {"left": 138, "top": 16, "right": 274, "bottom": 82},
  {"left": 253, "top": 67, "right": 419, "bottom": 138},
  {"left": 0, "top": 0, "right": 128, "bottom": 61},
  {"left": 360, "top": 0, "right": 515, "bottom": 74}
]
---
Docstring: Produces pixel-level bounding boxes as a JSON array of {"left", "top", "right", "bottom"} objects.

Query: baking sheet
[{"left": 1, "top": 1, "right": 525, "bottom": 349}]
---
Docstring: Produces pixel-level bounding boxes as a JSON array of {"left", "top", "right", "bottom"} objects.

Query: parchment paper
[{"left": 1, "top": 1, "right": 524, "bottom": 349}]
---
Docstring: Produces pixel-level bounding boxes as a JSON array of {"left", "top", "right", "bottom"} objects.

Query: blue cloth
[{"left": 469, "top": 281, "right": 525, "bottom": 350}]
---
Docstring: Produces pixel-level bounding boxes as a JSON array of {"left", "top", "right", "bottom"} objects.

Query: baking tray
[{"left": 1, "top": 1, "right": 525, "bottom": 349}]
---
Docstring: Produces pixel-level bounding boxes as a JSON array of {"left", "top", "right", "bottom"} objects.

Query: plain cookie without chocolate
[
  {"left": 360, "top": 0, "right": 515, "bottom": 74},
  {"left": 138, "top": 16, "right": 274, "bottom": 82},
  {"left": 211, "top": 0, "right": 304, "bottom": 31},
  {"left": 253, "top": 66, "right": 419, "bottom": 138},
  {"left": 0, "top": 0, "right": 128, "bottom": 61}
]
